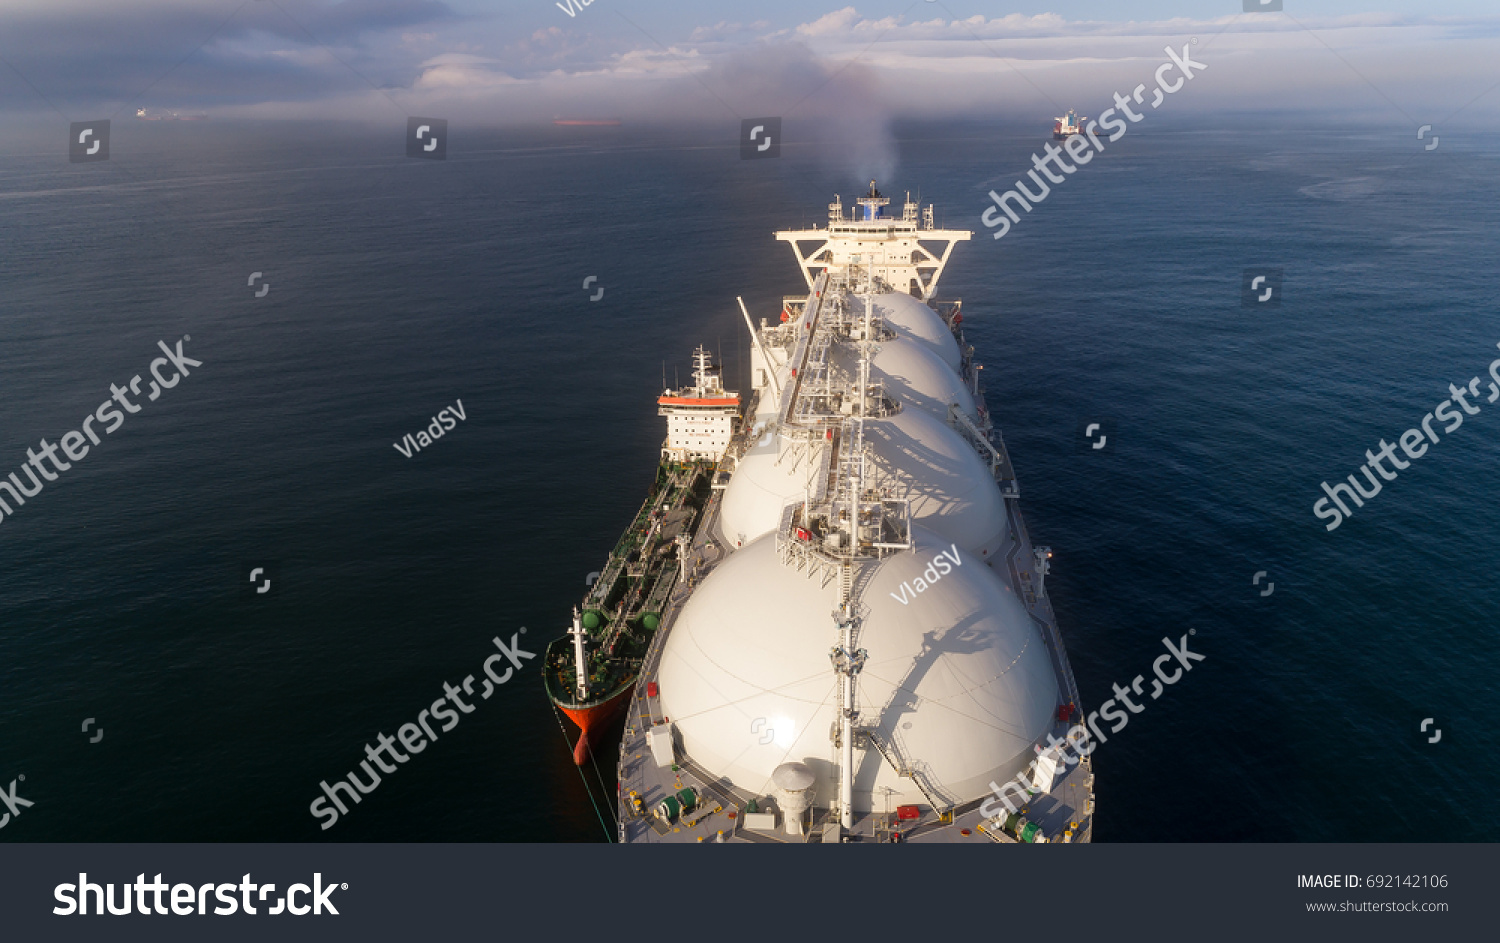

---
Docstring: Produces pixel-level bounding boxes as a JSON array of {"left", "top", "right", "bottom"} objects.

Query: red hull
[{"left": 559, "top": 686, "right": 632, "bottom": 765}]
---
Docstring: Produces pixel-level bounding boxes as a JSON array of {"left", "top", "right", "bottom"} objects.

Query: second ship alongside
[{"left": 548, "top": 182, "right": 1095, "bottom": 843}]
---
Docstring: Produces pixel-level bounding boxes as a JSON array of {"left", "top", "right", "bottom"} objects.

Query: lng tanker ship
[{"left": 553, "top": 181, "right": 1094, "bottom": 843}]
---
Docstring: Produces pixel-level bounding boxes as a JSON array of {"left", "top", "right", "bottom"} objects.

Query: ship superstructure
[
  {"left": 659, "top": 347, "right": 739, "bottom": 463},
  {"left": 1053, "top": 110, "right": 1088, "bottom": 140},
  {"left": 568, "top": 181, "right": 1092, "bottom": 843},
  {"left": 776, "top": 182, "right": 964, "bottom": 302}
]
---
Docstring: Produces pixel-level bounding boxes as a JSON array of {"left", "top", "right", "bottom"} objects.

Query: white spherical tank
[
  {"left": 867, "top": 292, "right": 963, "bottom": 374},
  {"left": 717, "top": 428, "right": 826, "bottom": 549},
  {"left": 834, "top": 335, "right": 978, "bottom": 425},
  {"left": 719, "top": 407, "right": 1007, "bottom": 555},
  {"left": 655, "top": 525, "right": 1059, "bottom": 811},
  {"left": 865, "top": 406, "right": 1009, "bottom": 558}
]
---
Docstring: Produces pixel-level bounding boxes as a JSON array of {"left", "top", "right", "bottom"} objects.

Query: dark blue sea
[{"left": 2, "top": 118, "right": 1497, "bottom": 841}]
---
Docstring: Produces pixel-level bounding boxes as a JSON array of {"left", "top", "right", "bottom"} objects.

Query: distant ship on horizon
[
  {"left": 1052, "top": 110, "right": 1087, "bottom": 140},
  {"left": 136, "top": 107, "right": 207, "bottom": 121}
]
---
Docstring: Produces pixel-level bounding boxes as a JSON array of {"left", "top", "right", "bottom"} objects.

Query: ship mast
[
  {"left": 692, "top": 345, "right": 713, "bottom": 393},
  {"left": 831, "top": 466, "right": 865, "bottom": 833},
  {"left": 830, "top": 289, "right": 879, "bottom": 832},
  {"left": 832, "top": 598, "right": 863, "bottom": 830},
  {"left": 568, "top": 607, "right": 589, "bottom": 701}
]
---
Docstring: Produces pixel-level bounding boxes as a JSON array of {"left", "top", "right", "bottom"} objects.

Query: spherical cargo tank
[
  {"left": 865, "top": 292, "right": 964, "bottom": 375},
  {"left": 832, "top": 335, "right": 979, "bottom": 425},
  {"left": 654, "top": 524, "right": 1060, "bottom": 810},
  {"left": 865, "top": 406, "right": 1009, "bottom": 558},
  {"left": 746, "top": 348, "right": 786, "bottom": 423},
  {"left": 719, "top": 405, "right": 1007, "bottom": 555},
  {"left": 721, "top": 296, "right": 981, "bottom": 551},
  {"left": 717, "top": 427, "right": 826, "bottom": 549}
]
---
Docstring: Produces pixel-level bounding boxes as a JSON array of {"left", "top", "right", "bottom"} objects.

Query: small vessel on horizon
[
  {"left": 1053, "top": 110, "right": 1087, "bottom": 140},
  {"left": 135, "top": 107, "right": 207, "bottom": 121}
]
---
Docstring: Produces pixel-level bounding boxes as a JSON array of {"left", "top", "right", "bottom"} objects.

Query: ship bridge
[
  {"left": 776, "top": 180, "right": 971, "bottom": 302},
  {"left": 659, "top": 346, "right": 739, "bottom": 463}
]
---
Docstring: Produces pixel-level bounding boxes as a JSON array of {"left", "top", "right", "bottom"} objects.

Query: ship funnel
[
  {"left": 856, "top": 180, "right": 889, "bottom": 221},
  {"left": 771, "top": 761, "right": 817, "bottom": 836}
]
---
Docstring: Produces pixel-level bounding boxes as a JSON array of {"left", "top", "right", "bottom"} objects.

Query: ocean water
[{"left": 2, "top": 119, "right": 1497, "bottom": 841}]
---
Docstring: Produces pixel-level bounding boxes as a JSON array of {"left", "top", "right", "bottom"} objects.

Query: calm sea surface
[{"left": 2, "top": 119, "right": 1497, "bottom": 841}]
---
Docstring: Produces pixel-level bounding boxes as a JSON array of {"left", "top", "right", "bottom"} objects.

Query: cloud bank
[{"left": 1, "top": 3, "right": 1497, "bottom": 128}]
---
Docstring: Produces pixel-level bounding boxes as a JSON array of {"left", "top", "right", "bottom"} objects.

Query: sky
[{"left": 2, "top": 0, "right": 1498, "bottom": 129}]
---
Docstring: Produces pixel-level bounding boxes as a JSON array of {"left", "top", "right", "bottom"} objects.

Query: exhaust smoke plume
[{"left": 705, "top": 43, "right": 897, "bottom": 183}]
